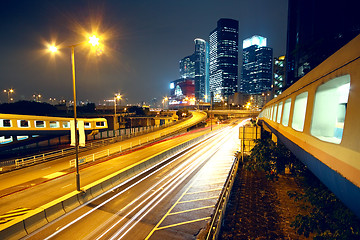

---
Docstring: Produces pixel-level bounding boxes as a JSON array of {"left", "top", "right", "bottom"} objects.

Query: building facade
[
  {"left": 209, "top": 18, "right": 239, "bottom": 102},
  {"left": 240, "top": 35, "right": 273, "bottom": 95},
  {"left": 286, "top": 0, "right": 360, "bottom": 88},
  {"left": 179, "top": 38, "right": 208, "bottom": 102},
  {"left": 273, "top": 55, "right": 285, "bottom": 97}
]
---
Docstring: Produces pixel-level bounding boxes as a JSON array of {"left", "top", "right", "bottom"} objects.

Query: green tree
[
  {"left": 289, "top": 170, "right": 360, "bottom": 239},
  {"left": 243, "top": 138, "right": 297, "bottom": 180}
]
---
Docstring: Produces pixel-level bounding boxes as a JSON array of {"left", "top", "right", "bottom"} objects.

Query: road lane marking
[
  {"left": 194, "top": 181, "right": 225, "bottom": 187},
  {"left": 43, "top": 172, "right": 66, "bottom": 179},
  {"left": 196, "top": 176, "right": 227, "bottom": 181},
  {"left": 185, "top": 188, "right": 222, "bottom": 195},
  {"left": 168, "top": 205, "right": 214, "bottom": 216},
  {"left": 61, "top": 184, "right": 72, "bottom": 189},
  {"left": 178, "top": 196, "right": 218, "bottom": 204},
  {"left": 156, "top": 217, "right": 211, "bottom": 230},
  {"left": 0, "top": 208, "right": 31, "bottom": 224},
  {"left": 145, "top": 129, "right": 235, "bottom": 239}
]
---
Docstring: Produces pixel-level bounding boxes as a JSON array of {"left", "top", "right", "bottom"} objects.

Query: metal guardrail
[
  {"left": 0, "top": 112, "right": 206, "bottom": 172},
  {"left": 205, "top": 152, "right": 240, "bottom": 240}
]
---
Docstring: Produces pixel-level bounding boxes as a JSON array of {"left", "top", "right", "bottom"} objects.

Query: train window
[
  {"left": 277, "top": 102, "right": 283, "bottom": 123},
  {"left": 84, "top": 122, "right": 91, "bottom": 128},
  {"left": 18, "top": 120, "right": 30, "bottom": 128},
  {"left": 282, "top": 99, "right": 291, "bottom": 126},
  {"left": 272, "top": 104, "right": 278, "bottom": 121},
  {"left": 62, "top": 121, "right": 70, "bottom": 128},
  {"left": 17, "top": 136, "right": 28, "bottom": 141},
  {"left": 1, "top": 119, "right": 12, "bottom": 127},
  {"left": 0, "top": 136, "right": 13, "bottom": 144},
  {"left": 35, "top": 121, "right": 45, "bottom": 128},
  {"left": 310, "top": 75, "right": 350, "bottom": 144},
  {"left": 292, "top": 92, "right": 308, "bottom": 132},
  {"left": 96, "top": 121, "right": 105, "bottom": 127},
  {"left": 49, "top": 121, "right": 60, "bottom": 128}
]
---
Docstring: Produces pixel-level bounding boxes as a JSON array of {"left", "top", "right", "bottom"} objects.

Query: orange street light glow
[
  {"left": 49, "top": 45, "right": 58, "bottom": 52},
  {"left": 89, "top": 35, "right": 99, "bottom": 46}
]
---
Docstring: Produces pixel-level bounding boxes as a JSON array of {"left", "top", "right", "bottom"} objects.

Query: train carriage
[{"left": 258, "top": 34, "right": 360, "bottom": 218}]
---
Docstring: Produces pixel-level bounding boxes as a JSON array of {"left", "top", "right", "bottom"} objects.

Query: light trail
[
  {"left": 93, "top": 131, "right": 230, "bottom": 239},
  {"left": 39, "top": 129, "right": 223, "bottom": 240},
  {"left": 107, "top": 127, "right": 236, "bottom": 239}
]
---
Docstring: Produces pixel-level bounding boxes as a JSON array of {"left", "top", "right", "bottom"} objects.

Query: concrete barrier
[
  {"left": 63, "top": 194, "right": 80, "bottom": 213},
  {"left": 44, "top": 201, "right": 66, "bottom": 223},
  {"left": 101, "top": 178, "right": 113, "bottom": 192},
  {"left": 0, "top": 220, "right": 27, "bottom": 240},
  {"left": 77, "top": 190, "right": 92, "bottom": 205},
  {"left": 23, "top": 209, "right": 48, "bottom": 234},
  {"left": 110, "top": 174, "right": 121, "bottom": 187},
  {"left": 89, "top": 184, "right": 103, "bottom": 198}
]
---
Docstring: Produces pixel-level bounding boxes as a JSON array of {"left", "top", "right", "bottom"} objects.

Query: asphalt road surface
[
  {"left": 23, "top": 121, "right": 243, "bottom": 240},
  {"left": 0, "top": 112, "right": 208, "bottom": 215}
]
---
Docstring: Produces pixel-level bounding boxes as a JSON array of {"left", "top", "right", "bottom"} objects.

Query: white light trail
[{"left": 41, "top": 129, "right": 224, "bottom": 240}]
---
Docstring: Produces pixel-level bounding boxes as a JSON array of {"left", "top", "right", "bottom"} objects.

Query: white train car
[
  {"left": 258, "top": 34, "right": 360, "bottom": 218},
  {"left": 0, "top": 114, "right": 107, "bottom": 143}
]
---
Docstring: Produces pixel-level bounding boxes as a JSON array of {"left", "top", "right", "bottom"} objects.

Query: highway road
[
  {"left": 0, "top": 111, "right": 209, "bottom": 220},
  {"left": 24, "top": 120, "right": 243, "bottom": 240}
]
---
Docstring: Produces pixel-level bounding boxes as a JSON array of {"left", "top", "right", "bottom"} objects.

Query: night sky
[{"left": 0, "top": 0, "right": 288, "bottom": 105}]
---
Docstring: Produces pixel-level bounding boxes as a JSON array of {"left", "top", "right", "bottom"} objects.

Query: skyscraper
[
  {"left": 179, "top": 38, "right": 208, "bottom": 101},
  {"left": 286, "top": 0, "right": 360, "bottom": 88},
  {"left": 273, "top": 55, "right": 285, "bottom": 97},
  {"left": 209, "top": 18, "right": 239, "bottom": 102},
  {"left": 240, "top": 35, "right": 273, "bottom": 94}
]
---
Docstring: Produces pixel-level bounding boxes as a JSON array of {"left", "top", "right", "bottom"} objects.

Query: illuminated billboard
[{"left": 243, "top": 35, "right": 267, "bottom": 49}]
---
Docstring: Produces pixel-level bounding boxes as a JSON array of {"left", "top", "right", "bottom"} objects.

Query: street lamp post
[
  {"left": 49, "top": 35, "right": 100, "bottom": 192},
  {"left": 114, "top": 94, "right": 121, "bottom": 130},
  {"left": 69, "top": 45, "right": 81, "bottom": 192}
]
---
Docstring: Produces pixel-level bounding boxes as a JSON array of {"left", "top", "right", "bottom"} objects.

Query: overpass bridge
[
  {"left": 258, "top": 34, "right": 360, "bottom": 218},
  {"left": 206, "top": 109, "right": 259, "bottom": 118},
  {"left": 0, "top": 111, "right": 207, "bottom": 155}
]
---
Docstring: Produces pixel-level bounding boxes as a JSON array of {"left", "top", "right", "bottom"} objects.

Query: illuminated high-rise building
[
  {"left": 240, "top": 35, "right": 273, "bottom": 94},
  {"left": 179, "top": 38, "right": 208, "bottom": 101},
  {"left": 209, "top": 18, "right": 239, "bottom": 102},
  {"left": 273, "top": 55, "right": 285, "bottom": 97}
]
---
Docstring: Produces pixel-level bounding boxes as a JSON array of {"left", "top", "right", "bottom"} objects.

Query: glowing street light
[
  {"left": 114, "top": 93, "right": 122, "bottom": 129},
  {"left": 49, "top": 45, "right": 57, "bottom": 53},
  {"left": 33, "top": 94, "right": 42, "bottom": 102},
  {"left": 162, "top": 96, "right": 168, "bottom": 110},
  {"left": 3, "top": 89, "right": 14, "bottom": 103},
  {"left": 47, "top": 34, "right": 101, "bottom": 192},
  {"left": 89, "top": 35, "right": 99, "bottom": 46}
]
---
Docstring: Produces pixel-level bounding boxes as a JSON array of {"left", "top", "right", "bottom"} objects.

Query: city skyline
[{"left": 0, "top": 0, "right": 288, "bottom": 105}]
